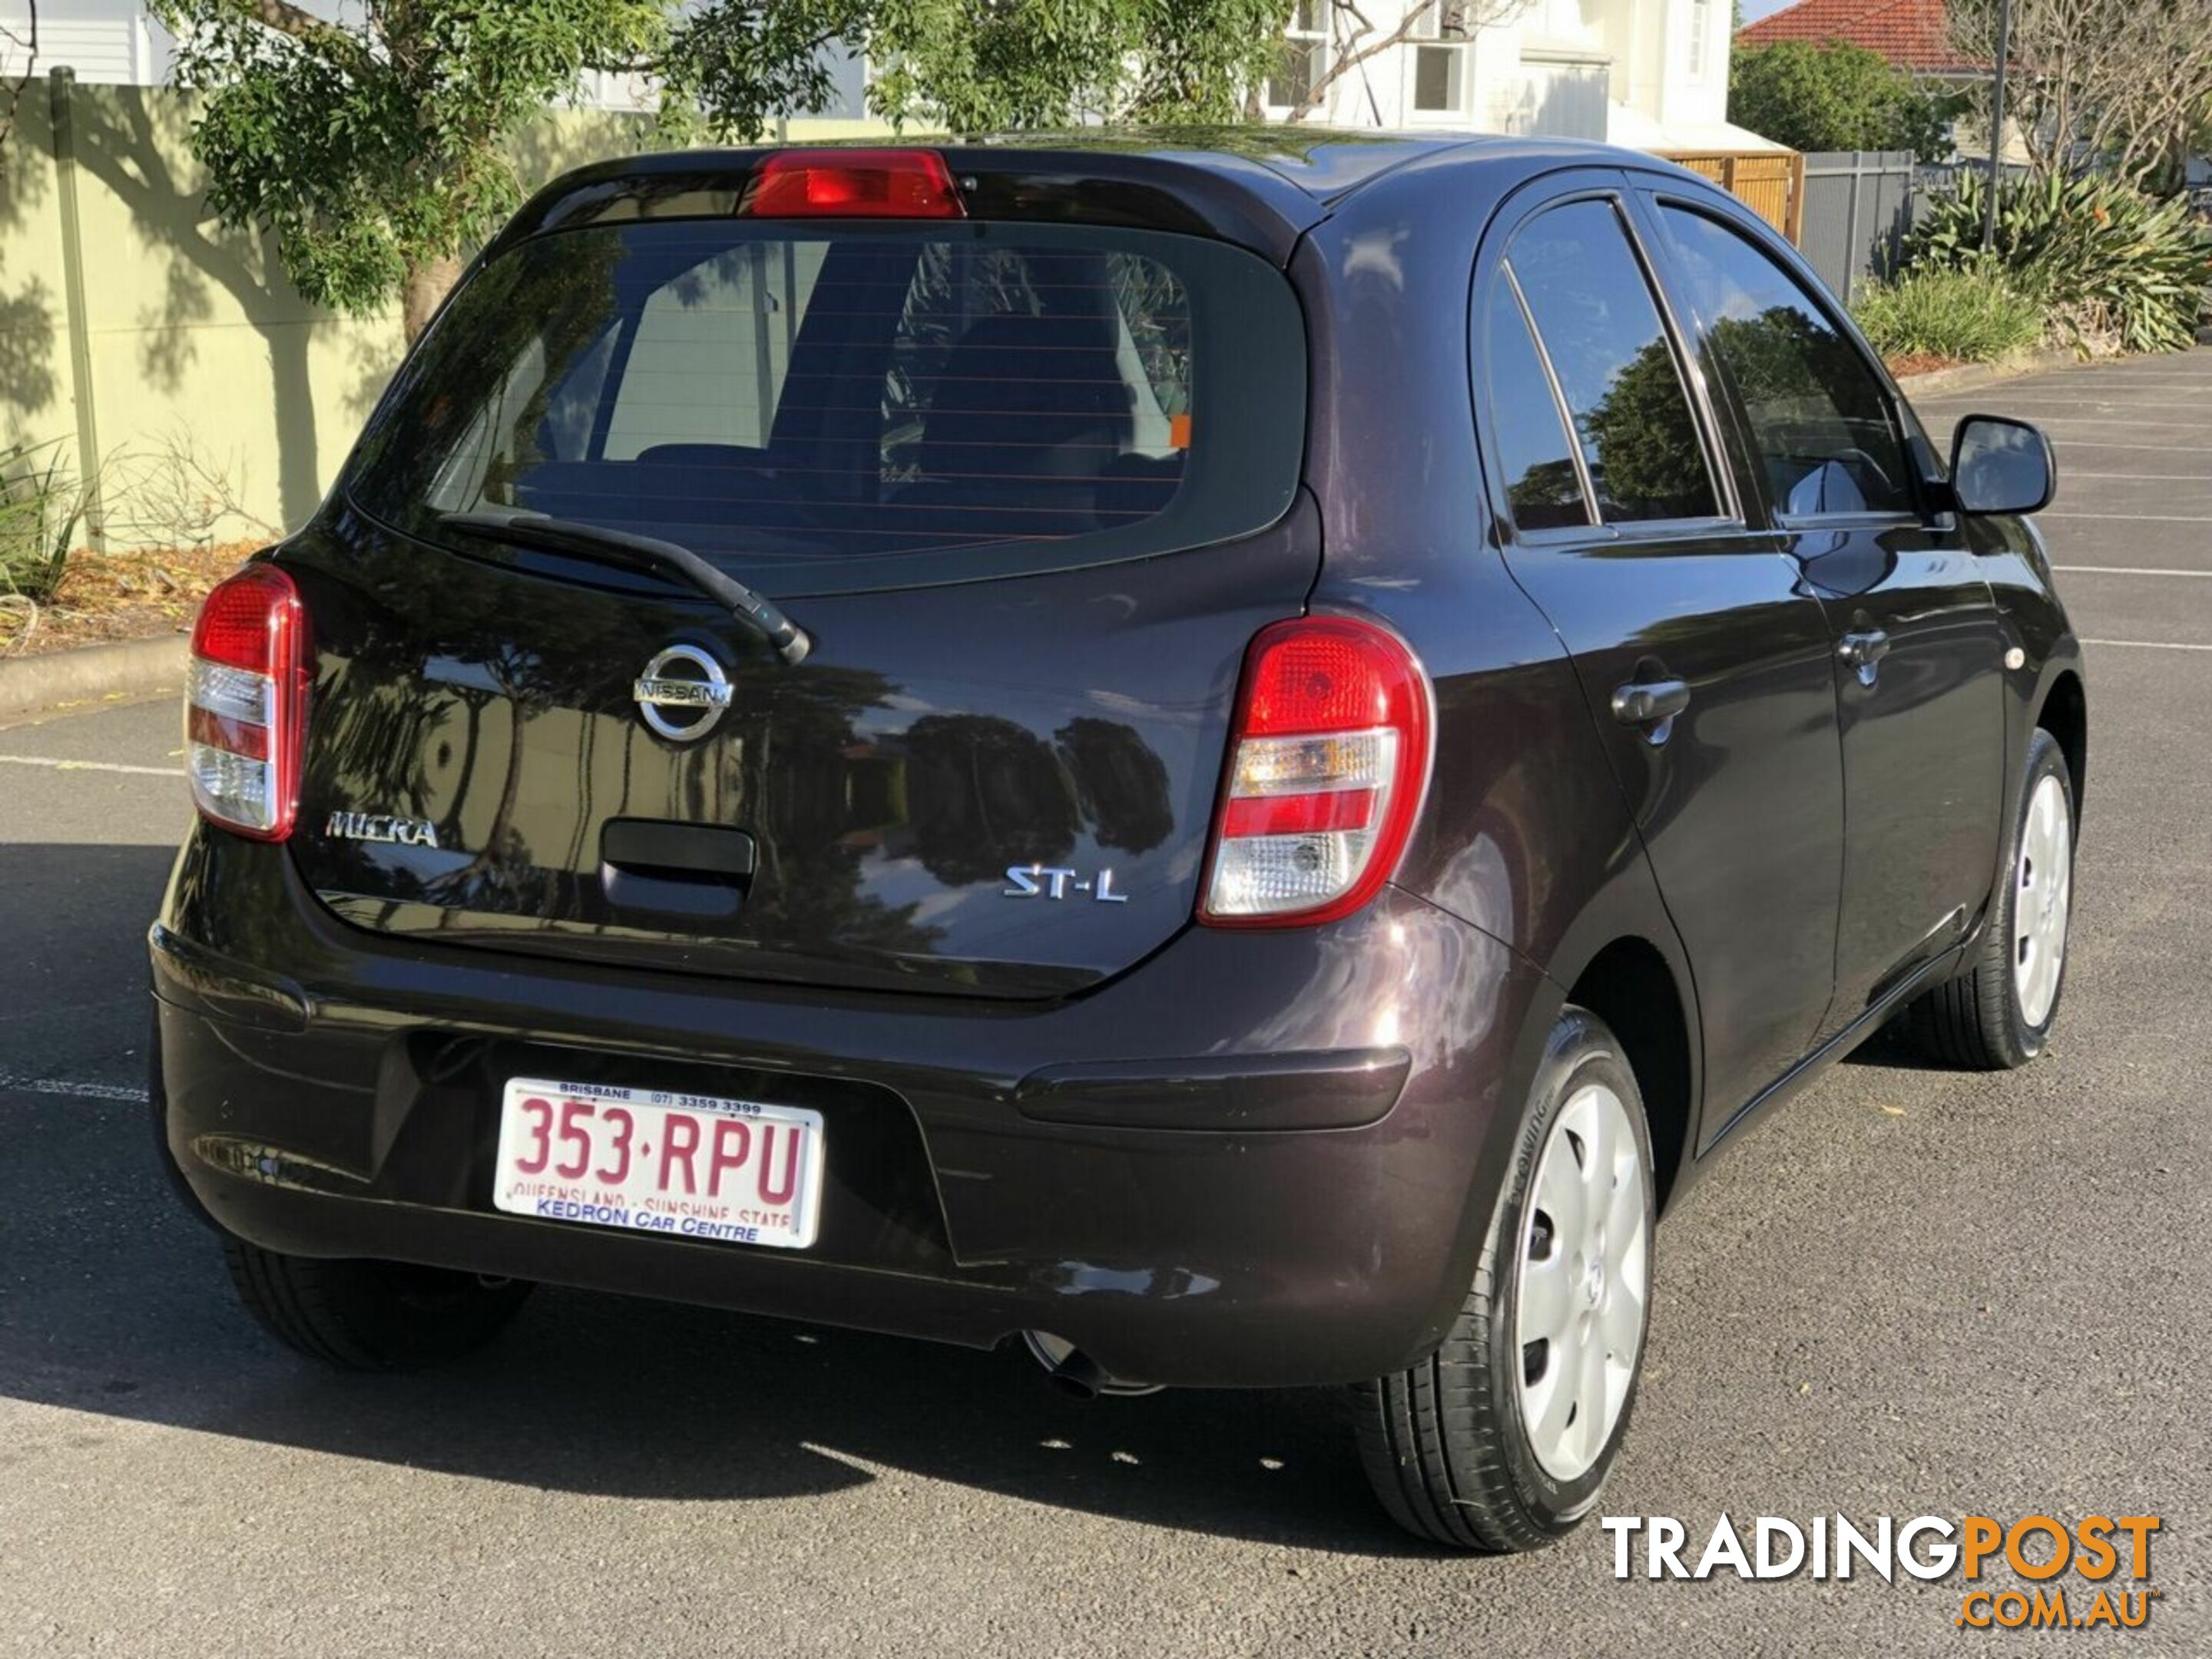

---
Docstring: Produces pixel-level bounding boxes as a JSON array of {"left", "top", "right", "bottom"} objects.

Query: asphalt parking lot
[{"left": 2, "top": 352, "right": 2207, "bottom": 1656}]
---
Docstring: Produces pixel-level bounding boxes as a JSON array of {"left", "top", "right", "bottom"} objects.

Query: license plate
[{"left": 492, "top": 1076, "right": 825, "bottom": 1250}]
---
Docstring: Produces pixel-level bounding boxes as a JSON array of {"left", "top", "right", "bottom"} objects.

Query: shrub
[
  {"left": 1906, "top": 171, "right": 2212, "bottom": 354},
  {"left": 1853, "top": 263, "right": 2046, "bottom": 363},
  {"left": 0, "top": 439, "right": 87, "bottom": 605},
  {"left": 1729, "top": 41, "right": 1964, "bottom": 163}
]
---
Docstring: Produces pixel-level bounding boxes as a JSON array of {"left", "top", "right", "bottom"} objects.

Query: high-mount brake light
[
  {"left": 184, "top": 562, "right": 309, "bottom": 841},
  {"left": 1200, "top": 616, "right": 1433, "bottom": 928},
  {"left": 740, "top": 150, "right": 965, "bottom": 220}
]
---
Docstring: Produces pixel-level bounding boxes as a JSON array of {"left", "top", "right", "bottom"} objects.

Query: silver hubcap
[
  {"left": 1514, "top": 1082, "right": 1648, "bottom": 1482},
  {"left": 2013, "top": 773, "right": 2073, "bottom": 1030}
]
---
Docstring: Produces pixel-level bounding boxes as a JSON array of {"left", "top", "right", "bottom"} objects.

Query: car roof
[
  {"left": 495, "top": 130, "right": 1708, "bottom": 268},
  {"left": 963, "top": 127, "right": 1636, "bottom": 202}
]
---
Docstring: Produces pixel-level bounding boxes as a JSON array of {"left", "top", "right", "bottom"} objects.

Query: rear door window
[
  {"left": 1654, "top": 205, "right": 1916, "bottom": 520},
  {"left": 1479, "top": 276, "right": 1592, "bottom": 531},
  {"left": 1505, "top": 200, "right": 1723, "bottom": 526},
  {"left": 349, "top": 222, "right": 1305, "bottom": 596}
]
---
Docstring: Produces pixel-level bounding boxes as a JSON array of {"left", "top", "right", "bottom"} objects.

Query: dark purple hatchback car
[{"left": 152, "top": 134, "right": 2084, "bottom": 1549}]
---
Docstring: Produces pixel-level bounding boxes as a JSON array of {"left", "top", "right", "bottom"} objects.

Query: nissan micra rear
[{"left": 153, "top": 134, "right": 2085, "bottom": 1550}]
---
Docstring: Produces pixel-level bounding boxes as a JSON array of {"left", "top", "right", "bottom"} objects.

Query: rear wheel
[
  {"left": 1353, "top": 1007, "right": 1654, "bottom": 1551},
  {"left": 224, "top": 1240, "right": 532, "bottom": 1371},
  {"left": 1906, "top": 728, "right": 2075, "bottom": 1070}
]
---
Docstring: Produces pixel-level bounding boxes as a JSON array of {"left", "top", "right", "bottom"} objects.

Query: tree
[
  {"left": 0, "top": 0, "right": 34, "bottom": 157},
  {"left": 155, "top": 0, "right": 1290, "bottom": 339},
  {"left": 1949, "top": 0, "right": 2212, "bottom": 187},
  {"left": 663, "top": 0, "right": 1286, "bottom": 137},
  {"left": 1581, "top": 338, "right": 1714, "bottom": 518},
  {"left": 154, "top": 0, "right": 668, "bottom": 341},
  {"left": 1728, "top": 40, "right": 1960, "bottom": 161}
]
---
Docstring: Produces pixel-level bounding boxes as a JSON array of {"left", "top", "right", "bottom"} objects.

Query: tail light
[
  {"left": 185, "top": 563, "right": 308, "bottom": 842},
  {"left": 740, "top": 150, "right": 965, "bottom": 219},
  {"left": 1200, "top": 616, "right": 1433, "bottom": 927}
]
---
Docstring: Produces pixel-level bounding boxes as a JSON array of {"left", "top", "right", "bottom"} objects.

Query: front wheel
[
  {"left": 1905, "top": 727, "right": 2075, "bottom": 1070},
  {"left": 1353, "top": 1007, "right": 1654, "bottom": 1551}
]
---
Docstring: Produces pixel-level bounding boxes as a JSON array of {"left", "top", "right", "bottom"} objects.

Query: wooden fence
[{"left": 1661, "top": 150, "right": 1806, "bottom": 244}]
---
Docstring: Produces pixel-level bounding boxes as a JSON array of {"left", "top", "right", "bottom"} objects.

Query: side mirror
[{"left": 1950, "top": 415, "right": 2055, "bottom": 516}]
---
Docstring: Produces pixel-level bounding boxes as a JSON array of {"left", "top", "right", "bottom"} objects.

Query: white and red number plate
[{"left": 492, "top": 1077, "right": 826, "bottom": 1250}]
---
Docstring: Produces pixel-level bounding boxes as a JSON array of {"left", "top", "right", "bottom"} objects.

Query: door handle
[
  {"left": 1611, "top": 677, "right": 1691, "bottom": 740},
  {"left": 1838, "top": 628, "right": 1892, "bottom": 685}
]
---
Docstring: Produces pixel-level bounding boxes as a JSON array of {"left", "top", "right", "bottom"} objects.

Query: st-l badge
[{"left": 1002, "top": 866, "right": 1129, "bottom": 902}]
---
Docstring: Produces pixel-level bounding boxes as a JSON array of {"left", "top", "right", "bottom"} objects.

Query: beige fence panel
[{"left": 1661, "top": 149, "right": 1807, "bottom": 245}]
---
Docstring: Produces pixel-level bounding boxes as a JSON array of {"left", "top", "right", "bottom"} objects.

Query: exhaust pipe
[
  {"left": 1045, "top": 1346, "right": 1107, "bottom": 1401},
  {"left": 1022, "top": 1330, "right": 1162, "bottom": 1399}
]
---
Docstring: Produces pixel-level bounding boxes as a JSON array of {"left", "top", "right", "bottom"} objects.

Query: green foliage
[
  {"left": 1851, "top": 263, "right": 2045, "bottom": 363},
  {"left": 0, "top": 439, "right": 87, "bottom": 605},
  {"left": 1906, "top": 171, "right": 2212, "bottom": 354},
  {"left": 157, "top": 0, "right": 1284, "bottom": 327},
  {"left": 664, "top": 0, "right": 1286, "bottom": 138},
  {"left": 655, "top": 0, "right": 868, "bottom": 144},
  {"left": 154, "top": 0, "right": 667, "bottom": 325},
  {"left": 1728, "top": 41, "right": 1960, "bottom": 162},
  {"left": 1582, "top": 340, "right": 1716, "bottom": 518}
]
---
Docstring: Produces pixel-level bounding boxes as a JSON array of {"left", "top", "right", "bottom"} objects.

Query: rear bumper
[{"left": 151, "top": 830, "right": 1549, "bottom": 1387}]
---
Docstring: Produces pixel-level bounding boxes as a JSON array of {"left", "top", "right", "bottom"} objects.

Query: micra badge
[
  {"left": 326, "top": 810, "right": 441, "bottom": 849},
  {"left": 1002, "top": 866, "right": 1129, "bottom": 902}
]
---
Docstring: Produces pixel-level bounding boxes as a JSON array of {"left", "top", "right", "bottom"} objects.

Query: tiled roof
[{"left": 1736, "top": 0, "right": 1985, "bottom": 75}]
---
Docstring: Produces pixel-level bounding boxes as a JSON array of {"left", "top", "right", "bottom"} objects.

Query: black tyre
[
  {"left": 224, "top": 1240, "right": 532, "bottom": 1371},
  {"left": 1905, "top": 728, "right": 2075, "bottom": 1071},
  {"left": 1354, "top": 1007, "right": 1655, "bottom": 1551}
]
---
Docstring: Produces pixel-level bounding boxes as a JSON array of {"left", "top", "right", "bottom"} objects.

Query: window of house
[
  {"left": 1687, "top": 0, "right": 1712, "bottom": 78},
  {"left": 1411, "top": 2, "right": 1472, "bottom": 118},
  {"left": 1268, "top": 0, "right": 1330, "bottom": 113},
  {"left": 1507, "top": 200, "right": 1723, "bottom": 525},
  {"left": 1658, "top": 206, "right": 1916, "bottom": 519}
]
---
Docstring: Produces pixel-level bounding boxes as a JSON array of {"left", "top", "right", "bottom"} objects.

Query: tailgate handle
[{"left": 600, "top": 820, "right": 756, "bottom": 918}]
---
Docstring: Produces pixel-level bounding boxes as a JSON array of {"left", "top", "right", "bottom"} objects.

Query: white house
[
  {"left": 3, "top": 0, "right": 1773, "bottom": 151},
  {"left": 1264, "top": 0, "right": 1776, "bottom": 151}
]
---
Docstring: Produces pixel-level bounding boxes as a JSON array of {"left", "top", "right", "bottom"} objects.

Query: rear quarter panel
[{"left": 1292, "top": 151, "right": 1704, "bottom": 1194}]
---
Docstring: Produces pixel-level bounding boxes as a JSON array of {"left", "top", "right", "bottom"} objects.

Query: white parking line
[
  {"left": 2041, "top": 511, "right": 2212, "bottom": 524},
  {"left": 1962, "top": 416, "right": 2211, "bottom": 429},
  {"left": 1949, "top": 401, "right": 2212, "bottom": 413},
  {"left": 2052, "top": 566, "right": 2212, "bottom": 577},
  {"left": 2082, "top": 638, "right": 2212, "bottom": 653},
  {"left": 2039, "top": 440, "right": 2212, "bottom": 452},
  {"left": 0, "top": 1073, "right": 147, "bottom": 1102},
  {"left": 0, "top": 754, "right": 175, "bottom": 778}
]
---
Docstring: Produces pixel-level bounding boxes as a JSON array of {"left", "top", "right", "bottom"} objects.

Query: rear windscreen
[{"left": 345, "top": 220, "right": 1306, "bottom": 595}]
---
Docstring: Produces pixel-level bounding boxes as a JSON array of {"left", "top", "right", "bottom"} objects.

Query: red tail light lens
[
  {"left": 1200, "top": 616, "right": 1433, "bottom": 927},
  {"left": 740, "top": 150, "right": 965, "bottom": 219},
  {"left": 185, "top": 563, "right": 308, "bottom": 841}
]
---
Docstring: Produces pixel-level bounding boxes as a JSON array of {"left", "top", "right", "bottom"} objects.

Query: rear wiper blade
[{"left": 436, "top": 508, "right": 811, "bottom": 667}]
